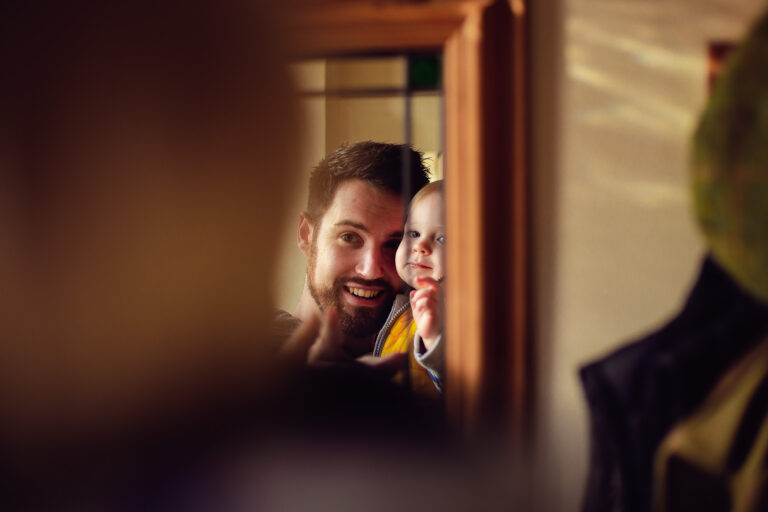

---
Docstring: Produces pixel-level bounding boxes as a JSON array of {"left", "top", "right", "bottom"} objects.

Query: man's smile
[
  {"left": 341, "top": 282, "right": 390, "bottom": 307},
  {"left": 345, "top": 286, "right": 382, "bottom": 299}
]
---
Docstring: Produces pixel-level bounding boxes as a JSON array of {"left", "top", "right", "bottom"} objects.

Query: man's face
[{"left": 303, "top": 179, "right": 405, "bottom": 338}]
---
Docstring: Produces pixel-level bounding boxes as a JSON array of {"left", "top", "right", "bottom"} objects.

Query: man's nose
[{"left": 356, "top": 246, "right": 385, "bottom": 279}]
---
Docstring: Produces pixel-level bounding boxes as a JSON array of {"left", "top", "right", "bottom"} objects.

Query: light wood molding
[
  {"left": 291, "top": 2, "right": 482, "bottom": 56},
  {"left": 289, "top": 0, "right": 530, "bottom": 438}
]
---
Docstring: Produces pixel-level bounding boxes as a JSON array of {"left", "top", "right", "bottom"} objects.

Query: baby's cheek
[
  {"left": 433, "top": 250, "right": 445, "bottom": 281},
  {"left": 394, "top": 242, "right": 410, "bottom": 284}
]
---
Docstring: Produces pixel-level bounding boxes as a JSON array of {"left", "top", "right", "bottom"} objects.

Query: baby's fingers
[
  {"left": 414, "top": 276, "right": 440, "bottom": 291},
  {"left": 411, "top": 292, "right": 438, "bottom": 312},
  {"left": 410, "top": 287, "right": 439, "bottom": 305}
]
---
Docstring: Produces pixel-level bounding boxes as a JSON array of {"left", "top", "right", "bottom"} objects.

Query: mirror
[{"left": 281, "top": 0, "right": 529, "bottom": 437}]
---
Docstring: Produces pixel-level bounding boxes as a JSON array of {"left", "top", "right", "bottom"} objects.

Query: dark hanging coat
[{"left": 580, "top": 255, "right": 768, "bottom": 512}]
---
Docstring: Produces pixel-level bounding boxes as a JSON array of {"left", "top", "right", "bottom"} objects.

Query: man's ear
[{"left": 297, "top": 212, "right": 314, "bottom": 257}]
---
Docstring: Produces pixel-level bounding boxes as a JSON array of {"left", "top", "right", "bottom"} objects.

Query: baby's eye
[
  {"left": 340, "top": 232, "right": 362, "bottom": 244},
  {"left": 407, "top": 231, "right": 420, "bottom": 239},
  {"left": 436, "top": 234, "right": 446, "bottom": 245}
]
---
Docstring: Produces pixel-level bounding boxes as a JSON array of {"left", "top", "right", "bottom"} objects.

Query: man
[{"left": 278, "top": 141, "right": 430, "bottom": 360}]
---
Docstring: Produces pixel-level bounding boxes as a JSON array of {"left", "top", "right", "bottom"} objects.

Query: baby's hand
[{"left": 410, "top": 276, "right": 443, "bottom": 350}]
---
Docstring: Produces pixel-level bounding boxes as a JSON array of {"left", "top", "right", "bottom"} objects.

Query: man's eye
[
  {"left": 340, "top": 232, "right": 361, "bottom": 244},
  {"left": 436, "top": 234, "right": 446, "bottom": 245},
  {"left": 407, "top": 231, "right": 420, "bottom": 239}
]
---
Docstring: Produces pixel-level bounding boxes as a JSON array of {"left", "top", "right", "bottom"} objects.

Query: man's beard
[{"left": 306, "top": 244, "right": 395, "bottom": 339}]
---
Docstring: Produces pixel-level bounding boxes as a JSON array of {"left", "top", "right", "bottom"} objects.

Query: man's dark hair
[{"left": 306, "top": 141, "right": 431, "bottom": 221}]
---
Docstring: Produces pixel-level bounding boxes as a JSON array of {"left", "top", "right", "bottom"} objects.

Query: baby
[{"left": 372, "top": 180, "right": 444, "bottom": 396}]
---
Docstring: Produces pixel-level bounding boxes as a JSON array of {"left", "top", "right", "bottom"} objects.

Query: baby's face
[{"left": 395, "top": 192, "right": 445, "bottom": 288}]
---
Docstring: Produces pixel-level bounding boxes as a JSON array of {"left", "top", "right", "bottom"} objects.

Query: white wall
[
  {"left": 530, "top": 0, "right": 767, "bottom": 509},
  {"left": 273, "top": 60, "right": 326, "bottom": 314}
]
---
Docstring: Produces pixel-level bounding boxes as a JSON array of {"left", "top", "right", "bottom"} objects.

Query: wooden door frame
[{"left": 289, "top": 0, "right": 530, "bottom": 437}]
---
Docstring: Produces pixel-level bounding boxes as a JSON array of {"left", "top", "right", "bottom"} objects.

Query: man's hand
[
  {"left": 281, "top": 307, "right": 406, "bottom": 378},
  {"left": 410, "top": 276, "right": 443, "bottom": 349}
]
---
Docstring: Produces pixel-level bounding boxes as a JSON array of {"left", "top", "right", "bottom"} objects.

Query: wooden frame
[{"left": 290, "top": 0, "right": 529, "bottom": 437}]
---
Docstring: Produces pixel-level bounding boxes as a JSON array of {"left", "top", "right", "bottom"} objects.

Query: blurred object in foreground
[
  {"left": 581, "top": 9, "right": 768, "bottom": 512},
  {"left": 707, "top": 41, "right": 736, "bottom": 95},
  {"left": 0, "top": 0, "right": 301, "bottom": 501}
]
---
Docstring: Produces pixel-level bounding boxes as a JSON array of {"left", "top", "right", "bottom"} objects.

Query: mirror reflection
[{"left": 275, "top": 53, "right": 445, "bottom": 401}]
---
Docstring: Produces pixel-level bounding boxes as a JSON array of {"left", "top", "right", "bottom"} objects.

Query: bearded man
[{"left": 278, "top": 141, "right": 430, "bottom": 360}]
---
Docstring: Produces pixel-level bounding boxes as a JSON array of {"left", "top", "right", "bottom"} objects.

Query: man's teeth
[{"left": 347, "top": 287, "right": 381, "bottom": 299}]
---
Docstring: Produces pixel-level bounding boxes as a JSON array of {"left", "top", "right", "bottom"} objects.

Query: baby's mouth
[
  {"left": 408, "top": 262, "right": 432, "bottom": 270},
  {"left": 344, "top": 286, "right": 382, "bottom": 299}
]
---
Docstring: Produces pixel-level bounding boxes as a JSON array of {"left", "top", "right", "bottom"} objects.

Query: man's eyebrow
[
  {"left": 334, "top": 220, "right": 369, "bottom": 232},
  {"left": 333, "top": 221, "right": 402, "bottom": 239}
]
